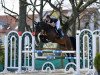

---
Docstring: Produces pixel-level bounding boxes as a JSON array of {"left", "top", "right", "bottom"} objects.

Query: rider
[{"left": 45, "top": 15, "right": 64, "bottom": 38}]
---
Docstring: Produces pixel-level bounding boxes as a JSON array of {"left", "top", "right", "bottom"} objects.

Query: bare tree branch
[
  {"left": 4, "top": 11, "right": 18, "bottom": 20},
  {"left": 1, "top": 2, "right": 19, "bottom": 16},
  {"left": 30, "top": 0, "right": 37, "bottom": 31},
  {"left": 43, "top": 1, "right": 47, "bottom": 8},
  {"left": 63, "top": 0, "right": 97, "bottom": 34},
  {"left": 76, "top": 0, "right": 83, "bottom": 10},
  {"left": 44, "top": 0, "right": 60, "bottom": 11},
  {"left": 69, "top": 0, "right": 77, "bottom": 13},
  {"left": 30, "top": 0, "right": 40, "bottom": 14},
  {"left": 79, "top": 0, "right": 97, "bottom": 12},
  {"left": 44, "top": 0, "right": 69, "bottom": 19}
]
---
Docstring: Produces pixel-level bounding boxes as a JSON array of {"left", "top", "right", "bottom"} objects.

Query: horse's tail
[
  {"left": 69, "top": 37, "right": 76, "bottom": 50},
  {"left": 64, "top": 35, "right": 74, "bottom": 50}
]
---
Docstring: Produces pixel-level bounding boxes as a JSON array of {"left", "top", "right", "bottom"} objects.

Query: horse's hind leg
[{"left": 69, "top": 37, "right": 76, "bottom": 50}]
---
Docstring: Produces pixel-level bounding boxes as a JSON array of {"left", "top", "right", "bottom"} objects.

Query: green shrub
[
  {"left": 94, "top": 53, "right": 100, "bottom": 71},
  {"left": 0, "top": 45, "right": 4, "bottom": 64}
]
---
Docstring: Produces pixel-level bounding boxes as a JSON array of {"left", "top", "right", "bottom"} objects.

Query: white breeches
[{"left": 56, "top": 20, "right": 61, "bottom": 30}]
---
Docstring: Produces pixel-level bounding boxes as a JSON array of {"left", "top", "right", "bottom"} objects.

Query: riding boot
[{"left": 57, "top": 29, "right": 64, "bottom": 39}]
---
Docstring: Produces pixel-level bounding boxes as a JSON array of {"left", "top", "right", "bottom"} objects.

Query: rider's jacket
[{"left": 50, "top": 18, "right": 58, "bottom": 24}]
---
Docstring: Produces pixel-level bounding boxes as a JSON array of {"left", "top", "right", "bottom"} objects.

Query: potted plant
[{"left": 94, "top": 53, "right": 100, "bottom": 75}]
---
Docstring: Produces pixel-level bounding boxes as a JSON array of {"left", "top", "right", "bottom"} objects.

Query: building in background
[{"left": 0, "top": 8, "right": 100, "bottom": 43}]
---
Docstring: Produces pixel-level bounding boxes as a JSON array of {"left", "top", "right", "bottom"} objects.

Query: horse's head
[
  {"left": 35, "top": 22, "right": 42, "bottom": 35},
  {"left": 35, "top": 21, "right": 52, "bottom": 34},
  {"left": 34, "top": 21, "right": 49, "bottom": 44}
]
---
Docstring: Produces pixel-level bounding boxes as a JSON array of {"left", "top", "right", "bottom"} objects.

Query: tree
[
  {"left": 18, "top": 0, "right": 27, "bottom": 32},
  {"left": 44, "top": 0, "right": 97, "bottom": 36},
  {"left": 0, "top": 0, "right": 98, "bottom": 34}
]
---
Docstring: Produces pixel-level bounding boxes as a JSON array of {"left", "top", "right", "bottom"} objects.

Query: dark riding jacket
[{"left": 50, "top": 18, "right": 58, "bottom": 24}]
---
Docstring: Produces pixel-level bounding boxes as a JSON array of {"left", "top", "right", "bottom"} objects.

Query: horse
[
  {"left": 35, "top": 21, "right": 76, "bottom": 68},
  {"left": 35, "top": 21, "right": 75, "bottom": 50}
]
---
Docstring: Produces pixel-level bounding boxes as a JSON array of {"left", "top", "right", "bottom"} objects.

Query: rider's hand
[
  {"left": 48, "top": 22, "right": 55, "bottom": 27},
  {"left": 51, "top": 22, "right": 55, "bottom": 27}
]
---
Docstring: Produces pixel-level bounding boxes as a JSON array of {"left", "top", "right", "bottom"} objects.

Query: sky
[
  {"left": 0, "top": 0, "right": 99, "bottom": 16},
  {"left": 0, "top": 0, "right": 72, "bottom": 15},
  {"left": 0, "top": 0, "right": 19, "bottom": 15}
]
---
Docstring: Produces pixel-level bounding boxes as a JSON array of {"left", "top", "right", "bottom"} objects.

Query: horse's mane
[{"left": 40, "top": 21, "right": 55, "bottom": 32}]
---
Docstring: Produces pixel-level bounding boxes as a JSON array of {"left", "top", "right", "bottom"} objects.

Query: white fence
[{"left": 3, "top": 29, "right": 99, "bottom": 74}]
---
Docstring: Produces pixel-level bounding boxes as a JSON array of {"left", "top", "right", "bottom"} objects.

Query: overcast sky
[
  {"left": 0, "top": 0, "right": 72, "bottom": 15},
  {"left": 0, "top": 0, "right": 98, "bottom": 15},
  {"left": 0, "top": 0, "right": 18, "bottom": 15}
]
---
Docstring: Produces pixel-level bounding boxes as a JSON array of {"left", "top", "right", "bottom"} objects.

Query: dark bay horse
[
  {"left": 35, "top": 21, "right": 76, "bottom": 67},
  {"left": 35, "top": 21, "right": 75, "bottom": 50}
]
